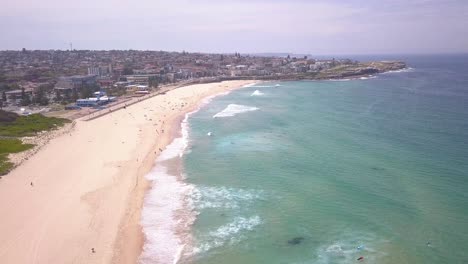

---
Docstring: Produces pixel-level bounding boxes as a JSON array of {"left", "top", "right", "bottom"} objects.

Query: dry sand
[{"left": 0, "top": 80, "right": 254, "bottom": 264}]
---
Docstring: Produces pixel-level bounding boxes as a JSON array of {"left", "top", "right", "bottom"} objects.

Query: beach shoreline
[
  {"left": 0, "top": 80, "right": 255, "bottom": 264},
  {"left": 113, "top": 80, "right": 257, "bottom": 264}
]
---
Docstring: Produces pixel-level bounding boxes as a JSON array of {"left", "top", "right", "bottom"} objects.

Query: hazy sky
[{"left": 1, "top": 0, "right": 467, "bottom": 54}]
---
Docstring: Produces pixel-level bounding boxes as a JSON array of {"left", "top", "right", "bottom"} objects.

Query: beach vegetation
[
  {"left": 0, "top": 154, "right": 14, "bottom": 175},
  {"left": 0, "top": 110, "right": 70, "bottom": 137},
  {"left": 0, "top": 138, "right": 34, "bottom": 154},
  {"left": 0, "top": 138, "right": 34, "bottom": 175}
]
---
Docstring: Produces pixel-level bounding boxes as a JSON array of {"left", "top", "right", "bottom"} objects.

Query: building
[
  {"left": 76, "top": 95, "right": 115, "bottom": 107},
  {"left": 124, "top": 74, "right": 158, "bottom": 86},
  {"left": 4, "top": 89, "right": 33, "bottom": 104},
  {"left": 54, "top": 75, "right": 98, "bottom": 92},
  {"left": 97, "top": 78, "right": 114, "bottom": 89},
  {"left": 87, "top": 65, "right": 112, "bottom": 76},
  {"left": 76, "top": 98, "right": 99, "bottom": 107}
]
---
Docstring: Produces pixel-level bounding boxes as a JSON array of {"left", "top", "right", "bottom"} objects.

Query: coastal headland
[{"left": 0, "top": 80, "right": 254, "bottom": 264}]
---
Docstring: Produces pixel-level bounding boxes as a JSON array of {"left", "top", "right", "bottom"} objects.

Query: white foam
[
  {"left": 139, "top": 165, "right": 194, "bottom": 264},
  {"left": 213, "top": 104, "right": 259, "bottom": 118},
  {"left": 190, "top": 186, "right": 264, "bottom": 209},
  {"left": 250, "top": 90, "right": 264, "bottom": 96},
  {"left": 140, "top": 108, "right": 200, "bottom": 263},
  {"left": 314, "top": 232, "right": 387, "bottom": 264},
  {"left": 243, "top": 83, "right": 258, "bottom": 88},
  {"left": 327, "top": 78, "right": 352, "bottom": 82},
  {"left": 359, "top": 76, "right": 377, "bottom": 80},
  {"left": 156, "top": 113, "right": 191, "bottom": 162},
  {"left": 382, "top": 67, "right": 414, "bottom": 74},
  {"left": 252, "top": 85, "right": 277, "bottom": 88},
  {"left": 192, "top": 216, "right": 262, "bottom": 254}
]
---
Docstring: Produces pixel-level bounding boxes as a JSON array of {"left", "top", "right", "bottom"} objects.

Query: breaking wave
[
  {"left": 189, "top": 186, "right": 265, "bottom": 209},
  {"left": 381, "top": 67, "right": 414, "bottom": 74},
  {"left": 314, "top": 232, "right": 387, "bottom": 264},
  {"left": 213, "top": 104, "right": 259, "bottom": 118},
  {"left": 251, "top": 90, "right": 264, "bottom": 96},
  {"left": 192, "top": 216, "right": 262, "bottom": 254},
  {"left": 359, "top": 76, "right": 377, "bottom": 80}
]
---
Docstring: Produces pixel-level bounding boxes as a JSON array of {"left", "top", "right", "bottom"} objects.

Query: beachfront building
[
  {"left": 54, "top": 75, "right": 98, "bottom": 92},
  {"left": 76, "top": 95, "right": 116, "bottom": 107},
  {"left": 124, "top": 74, "right": 158, "bottom": 86},
  {"left": 4, "top": 89, "right": 33, "bottom": 104},
  {"left": 125, "top": 84, "right": 149, "bottom": 92},
  {"left": 97, "top": 78, "right": 114, "bottom": 89},
  {"left": 76, "top": 98, "right": 99, "bottom": 107}
]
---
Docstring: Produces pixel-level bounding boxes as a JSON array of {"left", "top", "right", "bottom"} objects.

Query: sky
[{"left": 1, "top": 0, "right": 468, "bottom": 55}]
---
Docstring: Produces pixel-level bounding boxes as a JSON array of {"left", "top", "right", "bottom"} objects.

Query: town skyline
[{"left": 1, "top": 0, "right": 468, "bottom": 54}]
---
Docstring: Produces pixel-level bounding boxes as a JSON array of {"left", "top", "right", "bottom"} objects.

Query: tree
[
  {"left": 63, "top": 90, "right": 71, "bottom": 102},
  {"left": 21, "top": 87, "right": 26, "bottom": 100},
  {"left": 72, "top": 89, "right": 79, "bottom": 101},
  {"left": 55, "top": 90, "right": 62, "bottom": 102},
  {"left": 33, "top": 85, "right": 49, "bottom": 106},
  {"left": 149, "top": 78, "right": 159, "bottom": 89},
  {"left": 80, "top": 84, "right": 98, "bottom": 99},
  {"left": 21, "top": 87, "right": 31, "bottom": 106},
  {"left": 122, "top": 66, "right": 133, "bottom": 75}
]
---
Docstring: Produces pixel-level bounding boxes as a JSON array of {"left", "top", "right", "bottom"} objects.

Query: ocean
[{"left": 140, "top": 55, "right": 468, "bottom": 264}]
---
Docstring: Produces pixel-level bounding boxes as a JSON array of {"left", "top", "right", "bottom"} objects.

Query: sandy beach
[{"left": 0, "top": 80, "right": 254, "bottom": 264}]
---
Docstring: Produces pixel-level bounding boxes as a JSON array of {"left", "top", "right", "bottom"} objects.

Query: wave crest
[
  {"left": 193, "top": 216, "right": 262, "bottom": 254},
  {"left": 250, "top": 90, "right": 264, "bottom": 96},
  {"left": 213, "top": 104, "right": 259, "bottom": 118},
  {"left": 189, "top": 186, "right": 265, "bottom": 209}
]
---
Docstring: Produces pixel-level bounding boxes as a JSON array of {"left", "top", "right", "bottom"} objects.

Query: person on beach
[{"left": 30, "top": 182, "right": 33, "bottom": 187}]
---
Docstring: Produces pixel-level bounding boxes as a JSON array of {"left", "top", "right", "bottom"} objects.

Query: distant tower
[{"left": 70, "top": 42, "right": 73, "bottom": 51}]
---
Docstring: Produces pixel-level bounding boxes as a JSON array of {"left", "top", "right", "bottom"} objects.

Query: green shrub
[
  {"left": 0, "top": 113, "right": 69, "bottom": 137},
  {"left": 0, "top": 139, "right": 34, "bottom": 175},
  {"left": 0, "top": 138, "right": 34, "bottom": 154},
  {"left": 0, "top": 154, "right": 14, "bottom": 175}
]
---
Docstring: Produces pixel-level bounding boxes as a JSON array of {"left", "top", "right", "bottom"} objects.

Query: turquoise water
[{"left": 179, "top": 55, "right": 468, "bottom": 264}]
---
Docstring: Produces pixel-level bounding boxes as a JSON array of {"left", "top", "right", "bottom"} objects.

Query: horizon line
[{"left": 1, "top": 49, "right": 467, "bottom": 57}]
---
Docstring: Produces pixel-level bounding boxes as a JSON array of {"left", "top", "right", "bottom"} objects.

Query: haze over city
[{"left": 1, "top": 0, "right": 468, "bottom": 54}]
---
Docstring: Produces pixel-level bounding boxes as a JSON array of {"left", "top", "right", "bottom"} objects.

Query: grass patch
[
  {"left": 0, "top": 154, "right": 14, "bottom": 175},
  {"left": 0, "top": 113, "right": 70, "bottom": 137},
  {"left": 0, "top": 138, "right": 34, "bottom": 175},
  {"left": 0, "top": 138, "right": 35, "bottom": 154}
]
